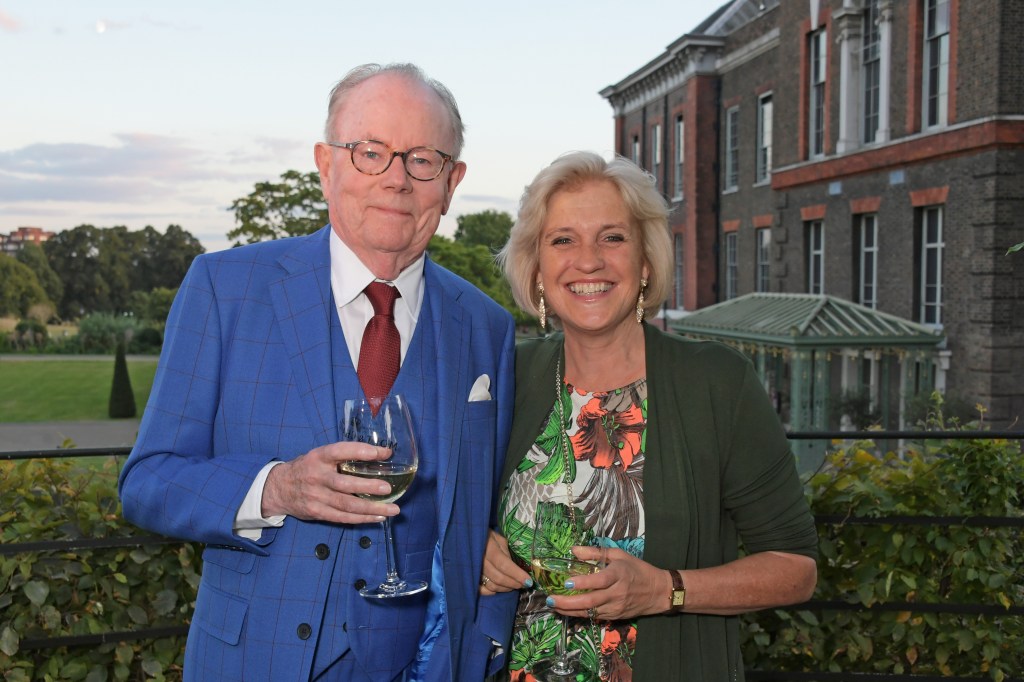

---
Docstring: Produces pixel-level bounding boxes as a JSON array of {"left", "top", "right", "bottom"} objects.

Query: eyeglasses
[{"left": 325, "top": 140, "right": 454, "bottom": 181}]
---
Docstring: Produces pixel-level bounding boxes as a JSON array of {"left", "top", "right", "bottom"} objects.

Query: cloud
[
  {"left": 0, "top": 133, "right": 230, "bottom": 200},
  {"left": 0, "top": 10, "right": 20, "bottom": 32}
]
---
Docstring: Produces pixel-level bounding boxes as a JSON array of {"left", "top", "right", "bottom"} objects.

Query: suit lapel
[
  {"left": 268, "top": 226, "right": 339, "bottom": 446},
  {"left": 423, "top": 259, "right": 469, "bottom": 538}
]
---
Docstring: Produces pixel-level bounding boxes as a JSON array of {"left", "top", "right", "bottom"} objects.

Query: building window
[
  {"left": 809, "top": 29, "right": 828, "bottom": 157},
  {"left": 756, "top": 94, "right": 773, "bottom": 183},
  {"left": 673, "top": 233, "right": 684, "bottom": 308},
  {"left": 756, "top": 228, "right": 771, "bottom": 292},
  {"left": 920, "top": 206, "right": 944, "bottom": 324},
  {"left": 632, "top": 135, "right": 641, "bottom": 165},
  {"left": 651, "top": 123, "right": 662, "bottom": 181},
  {"left": 807, "top": 221, "right": 825, "bottom": 294},
  {"left": 924, "top": 0, "right": 950, "bottom": 128},
  {"left": 725, "top": 232, "right": 738, "bottom": 300},
  {"left": 725, "top": 106, "right": 739, "bottom": 190},
  {"left": 673, "top": 115, "right": 684, "bottom": 199},
  {"left": 862, "top": 0, "right": 881, "bottom": 143},
  {"left": 857, "top": 214, "right": 878, "bottom": 308}
]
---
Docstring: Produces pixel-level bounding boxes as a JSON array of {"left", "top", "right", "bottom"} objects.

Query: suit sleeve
[{"left": 117, "top": 256, "right": 276, "bottom": 552}]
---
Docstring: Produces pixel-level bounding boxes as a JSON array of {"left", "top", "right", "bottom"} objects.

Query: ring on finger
[
  {"left": 480, "top": 575, "right": 492, "bottom": 587},
  {"left": 587, "top": 606, "right": 598, "bottom": 620}
]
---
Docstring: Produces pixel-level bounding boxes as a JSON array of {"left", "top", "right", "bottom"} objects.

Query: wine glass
[
  {"left": 338, "top": 394, "right": 427, "bottom": 598},
  {"left": 530, "top": 494, "right": 600, "bottom": 681}
]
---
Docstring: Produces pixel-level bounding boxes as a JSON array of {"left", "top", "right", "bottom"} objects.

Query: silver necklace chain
[{"left": 554, "top": 354, "right": 606, "bottom": 680}]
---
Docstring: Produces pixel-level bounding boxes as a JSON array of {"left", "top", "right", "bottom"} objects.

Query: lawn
[{"left": 0, "top": 357, "right": 157, "bottom": 422}]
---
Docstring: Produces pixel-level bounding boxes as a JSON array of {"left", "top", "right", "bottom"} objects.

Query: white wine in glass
[
  {"left": 339, "top": 394, "right": 427, "bottom": 598},
  {"left": 530, "top": 495, "right": 598, "bottom": 681}
]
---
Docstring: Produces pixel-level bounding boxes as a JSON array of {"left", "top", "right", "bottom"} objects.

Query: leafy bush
[
  {"left": 12, "top": 319, "right": 48, "bottom": 351},
  {"left": 128, "top": 327, "right": 163, "bottom": 355},
  {"left": 76, "top": 314, "right": 139, "bottom": 355},
  {"left": 742, "top": 400, "right": 1024, "bottom": 680},
  {"left": 0, "top": 457, "right": 200, "bottom": 681}
]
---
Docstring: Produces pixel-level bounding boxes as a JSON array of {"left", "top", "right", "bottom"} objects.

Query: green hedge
[
  {"left": 742, "top": 411, "right": 1024, "bottom": 680},
  {"left": 0, "top": 457, "right": 199, "bottom": 681},
  {"left": 2, "top": 417, "right": 1021, "bottom": 680}
]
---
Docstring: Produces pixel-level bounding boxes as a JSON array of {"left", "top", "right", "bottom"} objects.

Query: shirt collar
[{"left": 329, "top": 228, "right": 425, "bottom": 319}]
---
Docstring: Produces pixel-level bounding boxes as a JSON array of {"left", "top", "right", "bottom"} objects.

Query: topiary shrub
[{"left": 109, "top": 341, "right": 137, "bottom": 419}]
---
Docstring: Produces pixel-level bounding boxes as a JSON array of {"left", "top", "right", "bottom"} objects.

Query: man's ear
[
  {"left": 313, "top": 143, "right": 333, "bottom": 198},
  {"left": 441, "top": 161, "right": 467, "bottom": 215}
]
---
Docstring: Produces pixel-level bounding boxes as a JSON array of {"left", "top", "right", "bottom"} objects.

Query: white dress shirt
[{"left": 234, "top": 230, "right": 426, "bottom": 537}]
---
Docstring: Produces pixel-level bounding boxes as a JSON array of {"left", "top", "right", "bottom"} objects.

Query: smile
[{"left": 568, "top": 282, "right": 612, "bottom": 295}]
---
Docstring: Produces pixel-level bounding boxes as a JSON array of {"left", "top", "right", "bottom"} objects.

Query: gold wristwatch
[{"left": 668, "top": 570, "right": 686, "bottom": 613}]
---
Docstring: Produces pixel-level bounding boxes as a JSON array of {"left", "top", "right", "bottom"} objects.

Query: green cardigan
[{"left": 499, "top": 324, "right": 818, "bottom": 681}]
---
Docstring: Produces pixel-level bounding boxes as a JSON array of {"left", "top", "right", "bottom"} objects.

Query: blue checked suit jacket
[{"left": 118, "top": 226, "right": 518, "bottom": 681}]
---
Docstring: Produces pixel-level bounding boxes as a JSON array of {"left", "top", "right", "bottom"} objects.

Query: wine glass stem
[
  {"left": 552, "top": 615, "right": 572, "bottom": 675},
  {"left": 381, "top": 518, "right": 402, "bottom": 585}
]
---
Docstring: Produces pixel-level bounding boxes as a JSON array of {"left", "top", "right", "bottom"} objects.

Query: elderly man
[{"left": 119, "top": 63, "right": 516, "bottom": 681}]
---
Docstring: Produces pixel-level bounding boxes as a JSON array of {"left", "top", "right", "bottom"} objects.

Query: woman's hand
[
  {"left": 479, "top": 530, "right": 534, "bottom": 595},
  {"left": 545, "top": 546, "right": 672, "bottom": 620}
]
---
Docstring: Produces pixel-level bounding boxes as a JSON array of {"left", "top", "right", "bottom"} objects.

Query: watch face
[{"left": 672, "top": 591, "right": 685, "bottom": 606}]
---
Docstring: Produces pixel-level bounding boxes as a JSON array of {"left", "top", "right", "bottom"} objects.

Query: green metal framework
[{"left": 670, "top": 293, "right": 945, "bottom": 435}]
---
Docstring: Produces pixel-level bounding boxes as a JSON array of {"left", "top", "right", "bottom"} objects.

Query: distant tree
[
  {"left": 128, "top": 287, "right": 177, "bottom": 326},
  {"left": 154, "top": 224, "right": 204, "bottom": 285},
  {"left": 427, "top": 236, "right": 531, "bottom": 325},
  {"left": 130, "top": 224, "right": 204, "bottom": 292},
  {"left": 44, "top": 225, "right": 113, "bottom": 318},
  {"left": 15, "top": 242, "right": 63, "bottom": 310},
  {"left": 108, "top": 339, "right": 137, "bottom": 418},
  {"left": 0, "top": 255, "right": 49, "bottom": 317},
  {"left": 44, "top": 224, "right": 202, "bottom": 319},
  {"left": 228, "top": 170, "right": 327, "bottom": 245},
  {"left": 453, "top": 210, "right": 513, "bottom": 251}
]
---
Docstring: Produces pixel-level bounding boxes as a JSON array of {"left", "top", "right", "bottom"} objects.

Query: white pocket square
[{"left": 469, "top": 374, "right": 491, "bottom": 401}]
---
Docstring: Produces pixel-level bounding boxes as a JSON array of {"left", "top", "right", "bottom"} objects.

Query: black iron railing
[{"left": 3, "top": 433, "right": 1023, "bottom": 681}]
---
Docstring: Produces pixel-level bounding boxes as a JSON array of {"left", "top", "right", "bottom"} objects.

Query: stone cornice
[{"left": 600, "top": 35, "right": 724, "bottom": 116}]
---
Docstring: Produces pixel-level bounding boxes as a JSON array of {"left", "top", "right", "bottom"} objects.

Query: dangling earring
[
  {"left": 636, "top": 278, "right": 648, "bottom": 324},
  {"left": 537, "top": 282, "right": 547, "bottom": 332}
]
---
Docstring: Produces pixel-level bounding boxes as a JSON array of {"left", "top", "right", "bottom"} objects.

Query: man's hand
[{"left": 262, "top": 442, "right": 399, "bottom": 524}]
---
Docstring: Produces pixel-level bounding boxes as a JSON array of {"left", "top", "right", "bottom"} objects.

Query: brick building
[
  {"left": 600, "top": 0, "right": 1024, "bottom": 427},
  {"left": 1, "top": 226, "right": 55, "bottom": 255}
]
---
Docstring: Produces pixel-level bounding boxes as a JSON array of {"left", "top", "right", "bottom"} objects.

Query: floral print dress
[{"left": 499, "top": 376, "right": 648, "bottom": 682}]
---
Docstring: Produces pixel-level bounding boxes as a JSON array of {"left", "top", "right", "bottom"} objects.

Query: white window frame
[
  {"left": 756, "top": 228, "right": 771, "bottom": 292},
  {"left": 651, "top": 123, "right": 662, "bottom": 179},
  {"left": 673, "top": 115, "right": 684, "bottom": 199},
  {"left": 858, "top": 214, "right": 878, "bottom": 308},
  {"left": 725, "top": 106, "right": 739, "bottom": 190},
  {"left": 725, "top": 231, "right": 738, "bottom": 300},
  {"left": 673, "top": 233, "right": 684, "bottom": 308},
  {"left": 808, "top": 221, "right": 825, "bottom": 294},
  {"left": 809, "top": 29, "right": 828, "bottom": 157},
  {"left": 923, "top": 0, "right": 950, "bottom": 128},
  {"left": 756, "top": 93, "right": 773, "bottom": 183},
  {"left": 862, "top": 0, "right": 881, "bottom": 143},
  {"left": 632, "top": 136, "right": 641, "bottom": 165},
  {"left": 921, "top": 206, "right": 944, "bottom": 325}
]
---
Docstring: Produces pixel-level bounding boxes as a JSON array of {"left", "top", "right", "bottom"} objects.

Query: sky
[{"left": 1, "top": 1, "right": 723, "bottom": 253}]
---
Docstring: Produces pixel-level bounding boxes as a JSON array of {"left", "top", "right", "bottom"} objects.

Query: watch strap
[{"left": 668, "top": 569, "right": 686, "bottom": 613}]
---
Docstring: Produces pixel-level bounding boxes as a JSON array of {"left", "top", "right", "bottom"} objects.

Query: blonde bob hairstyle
[{"left": 497, "top": 151, "right": 673, "bottom": 324}]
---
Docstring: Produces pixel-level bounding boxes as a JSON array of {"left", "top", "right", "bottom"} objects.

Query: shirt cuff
[{"left": 234, "top": 461, "right": 286, "bottom": 540}]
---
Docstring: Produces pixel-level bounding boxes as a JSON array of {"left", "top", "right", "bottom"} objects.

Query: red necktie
[{"left": 357, "top": 281, "right": 401, "bottom": 406}]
